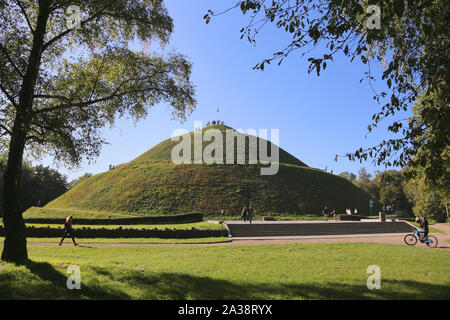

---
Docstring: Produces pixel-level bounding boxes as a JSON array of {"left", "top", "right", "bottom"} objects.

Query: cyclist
[{"left": 415, "top": 216, "right": 430, "bottom": 245}]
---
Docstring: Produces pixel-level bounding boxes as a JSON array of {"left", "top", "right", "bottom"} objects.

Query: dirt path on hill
[{"left": 21, "top": 223, "right": 450, "bottom": 249}]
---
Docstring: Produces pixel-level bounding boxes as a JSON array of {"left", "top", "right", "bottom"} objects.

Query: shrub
[
  {"left": 336, "top": 214, "right": 364, "bottom": 221},
  {"left": 0, "top": 224, "right": 225, "bottom": 239}
]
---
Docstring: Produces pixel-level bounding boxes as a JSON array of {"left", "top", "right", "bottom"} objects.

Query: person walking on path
[
  {"left": 59, "top": 216, "right": 78, "bottom": 246},
  {"left": 332, "top": 210, "right": 337, "bottom": 222},
  {"left": 248, "top": 206, "right": 254, "bottom": 224},
  {"left": 322, "top": 206, "right": 330, "bottom": 222},
  {"left": 241, "top": 206, "right": 248, "bottom": 222}
]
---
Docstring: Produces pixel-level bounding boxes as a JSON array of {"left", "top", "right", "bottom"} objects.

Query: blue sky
[{"left": 39, "top": 0, "right": 408, "bottom": 181}]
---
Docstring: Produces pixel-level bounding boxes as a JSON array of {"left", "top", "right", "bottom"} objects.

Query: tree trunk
[
  {"left": 1, "top": 121, "right": 29, "bottom": 262},
  {"left": 1, "top": 0, "right": 50, "bottom": 263}
]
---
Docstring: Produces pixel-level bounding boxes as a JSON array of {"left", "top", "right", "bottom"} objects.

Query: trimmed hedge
[
  {"left": 0, "top": 225, "right": 226, "bottom": 239},
  {"left": 23, "top": 213, "right": 203, "bottom": 225},
  {"left": 336, "top": 214, "right": 364, "bottom": 221}
]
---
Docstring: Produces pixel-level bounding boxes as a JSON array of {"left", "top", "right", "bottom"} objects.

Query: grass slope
[
  {"left": 23, "top": 207, "right": 134, "bottom": 219},
  {"left": 47, "top": 163, "right": 378, "bottom": 217},
  {"left": 0, "top": 243, "right": 448, "bottom": 299},
  {"left": 46, "top": 125, "right": 380, "bottom": 217}
]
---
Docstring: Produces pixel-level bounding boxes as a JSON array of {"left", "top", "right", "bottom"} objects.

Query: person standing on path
[
  {"left": 59, "top": 216, "right": 78, "bottom": 246},
  {"left": 322, "top": 206, "right": 330, "bottom": 222},
  {"left": 241, "top": 206, "right": 248, "bottom": 222},
  {"left": 248, "top": 206, "right": 254, "bottom": 224}
]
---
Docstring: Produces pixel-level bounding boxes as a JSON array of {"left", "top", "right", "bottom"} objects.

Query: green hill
[
  {"left": 132, "top": 125, "right": 307, "bottom": 167},
  {"left": 46, "top": 125, "right": 379, "bottom": 217}
]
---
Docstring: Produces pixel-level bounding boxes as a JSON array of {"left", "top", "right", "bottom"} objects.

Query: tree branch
[
  {"left": 0, "top": 123, "right": 12, "bottom": 136},
  {"left": 42, "top": 3, "right": 112, "bottom": 52},
  {"left": 32, "top": 86, "right": 161, "bottom": 116},
  {"left": 0, "top": 43, "right": 24, "bottom": 77},
  {"left": 33, "top": 94, "right": 71, "bottom": 102},
  {"left": 14, "top": 0, "right": 35, "bottom": 34},
  {"left": 0, "top": 80, "right": 18, "bottom": 109}
]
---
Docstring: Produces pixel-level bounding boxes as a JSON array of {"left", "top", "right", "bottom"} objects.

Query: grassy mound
[
  {"left": 132, "top": 124, "right": 307, "bottom": 167},
  {"left": 46, "top": 125, "right": 380, "bottom": 217}
]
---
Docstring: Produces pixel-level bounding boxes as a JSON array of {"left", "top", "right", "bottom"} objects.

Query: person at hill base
[
  {"left": 322, "top": 206, "right": 329, "bottom": 222},
  {"left": 248, "top": 206, "right": 254, "bottom": 224},
  {"left": 332, "top": 210, "right": 337, "bottom": 222},
  {"left": 59, "top": 215, "right": 78, "bottom": 246},
  {"left": 241, "top": 206, "right": 248, "bottom": 222}
]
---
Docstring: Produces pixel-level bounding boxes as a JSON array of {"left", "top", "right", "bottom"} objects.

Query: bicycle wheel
[
  {"left": 427, "top": 235, "right": 438, "bottom": 248},
  {"left": 404, "top": 234, "right": 417, "bottom": 246}
]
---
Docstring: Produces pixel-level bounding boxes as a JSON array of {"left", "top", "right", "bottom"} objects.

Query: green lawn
[
  {"left": 0, "top": 242, "right": 449, "bottom": 299},
  {"left": 0, "top": 237, "right": 230, "bottom": 244}
]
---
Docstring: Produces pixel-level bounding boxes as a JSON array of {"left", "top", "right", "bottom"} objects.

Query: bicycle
[{"left": 404, "top": 229, "right": 438, "bottom": 248}]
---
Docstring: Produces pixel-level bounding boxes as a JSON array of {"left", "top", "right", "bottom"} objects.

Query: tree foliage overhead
[
  {"left": 204, "top": 0, "right": 449, "bottom": 186},
  {"left": 0, "top": 0, "right": 196, "bottom": 166},
  {"left": 0, "top": 0, "right": 196, "bottom": 262}
]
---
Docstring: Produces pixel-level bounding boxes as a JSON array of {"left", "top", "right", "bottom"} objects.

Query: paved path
[{"left": 21, "top": 223, "right": 450, "bottom": 250}]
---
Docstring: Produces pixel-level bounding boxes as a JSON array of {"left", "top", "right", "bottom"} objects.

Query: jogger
[{"left": 59, "top": 216, "right": 78, "bottom": 246}]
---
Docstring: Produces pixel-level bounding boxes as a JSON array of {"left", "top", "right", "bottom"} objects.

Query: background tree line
[
  {"left": 338, "top": 167, "right": 449, "bottom": 222},
  {"left": 0, "top": 157, "right": 90, "bottom": 217}
]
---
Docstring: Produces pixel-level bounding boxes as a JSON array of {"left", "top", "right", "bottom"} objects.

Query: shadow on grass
[
  {"left": 1, "top": 262, "right": 449, "bottom": 300},
  {"left": 0, "top": 260, "right": 129, "bottom": 299},
  {"left": 87, "top": 266, "right": 450, "bottom": 300}
]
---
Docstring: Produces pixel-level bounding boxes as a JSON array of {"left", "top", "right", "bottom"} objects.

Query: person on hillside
[
  {"left": 248, "top": 206, "right": 254, "bottom": 224},
  {"left": 322, "top": 206, "right": 330, "bottom": 222},
  {"left": 241, "top": 206, "right": 248, "bottom": 222},
  {"left": 59, "top": 216, "right": 78, "bottom": 246}
]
